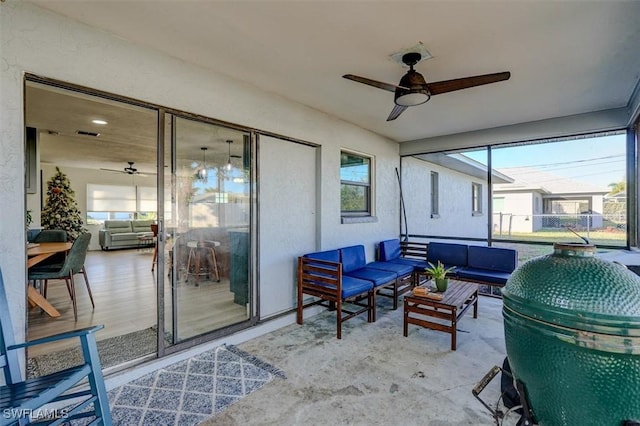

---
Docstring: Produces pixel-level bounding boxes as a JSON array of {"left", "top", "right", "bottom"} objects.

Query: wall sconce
[{"left": 197, "top": 147, "right": 208, "bottom": 182}]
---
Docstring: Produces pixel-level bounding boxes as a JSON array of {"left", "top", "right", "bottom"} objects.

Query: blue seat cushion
[
  {"left": 341, "top": 276, "right": 374, "bottom": 298},
  {"left": 340, "top": 245, "right": 368, "bottom": 273},
  {"left": 303, "top": 249, "right": 340, "bottom": 263},
  {"left": 378, "top": 239, "right": 402, "bottom": 261},
  {"left": 457, "top": 267, "right": 511, "bottom": 286},
  {"left": 427, "top": 242, "right": 468, "bottom": 268},
  {"left": 467, "top": 245, "right": 517, "bottom": 273},
  {"left": 388, "top": 258, "right": 428, "bottom": 271},
  {"left": 345, "top": 267, "right": 397, "bottom": 287},
  {"left": 366, "top": 261, "right": 414, "bottom": 277}
]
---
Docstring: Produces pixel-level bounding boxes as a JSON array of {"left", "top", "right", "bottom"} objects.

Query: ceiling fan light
[{"left": 395, "top": 90, "right": 430, "bottom": 106}]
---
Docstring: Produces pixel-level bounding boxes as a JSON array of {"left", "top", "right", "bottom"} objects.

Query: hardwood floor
[{"left": 27, "top": 248, "right": 248, "bottom": 359}]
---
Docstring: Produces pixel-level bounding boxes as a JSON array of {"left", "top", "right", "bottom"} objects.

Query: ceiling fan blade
[
  {"left": 343, "top": 74, "right": 406, "bottom": 93},
  {"left": 100, "top": 168, "right": 124, "bottom": 173},
  {"left": 427, "top": 72, "right": 511, "bottom": 96},
  {"left": 387, "top": 104, "right": 408, "bottom": 121}
]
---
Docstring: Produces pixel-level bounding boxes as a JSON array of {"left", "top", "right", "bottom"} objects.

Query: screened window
[
  {"left": 340, "top": 151, "right": 372, "bottom": 215},
  {"left": 430, "top": 171, "right": 439, "bottom": 217},
  {"left": 472, "top": 182, "right": 483, "bottom": 215}
]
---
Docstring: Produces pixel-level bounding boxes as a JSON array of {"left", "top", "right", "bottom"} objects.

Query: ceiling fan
[
  {"left": 100, "top": 161, "right": 150, "bottom": 177},
  {"left": 343, "top": 52, "right": 511, "bottom": 121}
]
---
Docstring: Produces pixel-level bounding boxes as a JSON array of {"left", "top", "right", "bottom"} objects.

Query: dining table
[{"left": 26, "top": 241, "right": 72, "bottom": 318}]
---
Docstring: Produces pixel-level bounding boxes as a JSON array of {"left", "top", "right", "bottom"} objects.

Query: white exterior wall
[
  {"left": 0, "top": 3, "right": 399, "bottom": 344},
  {"left": 591, "top": 195, "right": 604, "bottom": 228},
  {"left": 402, "top": 157, "right": 487, "bottom": 239},
  {"left": 494, "top": 192, "right": 535, "bottom": 234}
]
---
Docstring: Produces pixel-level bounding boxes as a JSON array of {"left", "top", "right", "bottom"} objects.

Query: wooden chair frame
[{"left": 0, "top": 267, "right": 112, "bottom": 425}]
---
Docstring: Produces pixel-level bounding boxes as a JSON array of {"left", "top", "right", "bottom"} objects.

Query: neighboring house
[
  {"left": 493, "top": 167, "right": 610, "bottom": 233},
  {"left": 402, "top": 153, "right": 512, "bottom": 240}
]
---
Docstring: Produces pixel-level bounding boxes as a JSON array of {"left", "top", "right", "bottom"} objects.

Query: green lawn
[{"left": 492, "top": 230, "right": 625, "bottom": 263}]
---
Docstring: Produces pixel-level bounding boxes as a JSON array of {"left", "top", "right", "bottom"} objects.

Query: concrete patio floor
[{"left": 202, "top": 294, "right": 508, "bottom": 425}]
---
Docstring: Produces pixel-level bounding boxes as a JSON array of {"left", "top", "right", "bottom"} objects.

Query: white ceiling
[{"left": 28, "top": 1, "right": 640, "bottom": 145}]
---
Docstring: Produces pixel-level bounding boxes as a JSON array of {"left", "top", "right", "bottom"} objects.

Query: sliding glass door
[{"left": 160, "top": 115, "right": 252, "bottom": 346}]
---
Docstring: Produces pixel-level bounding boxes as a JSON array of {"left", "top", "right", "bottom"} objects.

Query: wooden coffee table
[{"left": 403, "top": 280, "right": 478, "bottom": 350}]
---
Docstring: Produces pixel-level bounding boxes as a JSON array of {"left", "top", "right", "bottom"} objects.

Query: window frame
[{"left": 340, "top": 149, "right": 374, "bottom": 218}]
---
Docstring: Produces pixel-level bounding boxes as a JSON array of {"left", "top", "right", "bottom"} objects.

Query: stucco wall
[
  {"left": 0, "top": 2, "right": 399, "bottom": 344},
  {"left": 402, "top": 156, "right": 487, "bottom": 239}
]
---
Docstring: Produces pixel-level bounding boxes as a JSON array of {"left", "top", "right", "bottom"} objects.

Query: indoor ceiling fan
[
  {"left": 343, "top": 52, "right": 511, "bottom": 121},
  {"left": 100, "top": 161, "right": 150, "bottom": 177}
]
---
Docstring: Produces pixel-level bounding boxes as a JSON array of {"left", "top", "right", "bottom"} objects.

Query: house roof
[
  {"left": 494, "top": 167, "right": 610, "bottom": 195},
  {"left": 413, "top": 153, "right": 513, "bottom": 184}
]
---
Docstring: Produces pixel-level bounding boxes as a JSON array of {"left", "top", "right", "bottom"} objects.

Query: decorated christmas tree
[{"left": 41, "top": 167, "right": 86, "bottom": 241}]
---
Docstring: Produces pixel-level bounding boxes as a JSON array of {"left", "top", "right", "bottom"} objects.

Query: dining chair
[
  {"left": 33, "top": 229, "right": 68, "bottom": 243},
  {"left": 33, "top": 229, "right": 68, "bottom": 266},
  {"left": 28, "top": 233, "right": 94, "bottom": 321}
]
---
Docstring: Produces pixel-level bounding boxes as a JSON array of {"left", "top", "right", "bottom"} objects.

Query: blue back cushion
[
  {"left": 427, "top": 242, "right": 468, "bottom": 267},
  {"left": 467, "top": 246, "right": 517, "bottom": 273},
  {"left": 340, "top": 245, "right": 367, "bottom": 273},
  {"left": 378, "top": 239, "right": 401, "bottom": 261},
  {"left": 303, "top": 249, "right": 340, "bottom": 263}
]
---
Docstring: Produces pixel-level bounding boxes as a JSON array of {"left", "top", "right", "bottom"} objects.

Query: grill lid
[{"left": 502, "top": 243, "right": 640, "bottom": 336}]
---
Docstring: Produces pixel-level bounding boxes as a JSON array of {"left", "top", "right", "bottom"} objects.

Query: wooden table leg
[
  {"left": 451, "top": 306, "right": 457, "bottom": 351},
  {"left": 27, "top": 286, "right": 60, "bottom": 318}
]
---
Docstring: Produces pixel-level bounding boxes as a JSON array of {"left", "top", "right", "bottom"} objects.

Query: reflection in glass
[{"left": 164, "top": 117, "right": 251, "bottom": 344}]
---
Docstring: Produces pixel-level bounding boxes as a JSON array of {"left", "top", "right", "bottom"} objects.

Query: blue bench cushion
[
  {"left": 467, "top": 245, "right": 517, "bottom": 273},
  {"left": 345, "top": 267, "right": 397, "bottom": 287},
  {"left": 304, "top": 249, "right": 340, "bottom": 263},
  {"left": 340, "top": 245, "right": 368, "bottom": 272},
  {"left": 388, "top": 257, "right": 429, "bottom": 271},
  {"left": 341, "top": 276, "right": 374, "bottom": 298},
  {"left": 378, "top": 239, "right": 402, "bottom": 261},
  {"left": 427, "top": 242, "right": 468, "bottom": 268},
  {"left": 366, "top": 261, "right": 414, "bottom": 277},
  {"left": 457, "top": 268, "right": 511, "bottom": 286}
]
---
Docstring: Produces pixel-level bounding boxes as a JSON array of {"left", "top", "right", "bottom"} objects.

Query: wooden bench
[
  {"left": 0, "top": 266, "right": 112, "bottom": 425},
  {"left": 403, "top": 280, "right": 478, "bottom": 350}
]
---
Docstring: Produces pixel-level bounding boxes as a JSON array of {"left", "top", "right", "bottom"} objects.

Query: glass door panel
[{"left": 162, "top": 116, "right": 251, "bottom": 344}]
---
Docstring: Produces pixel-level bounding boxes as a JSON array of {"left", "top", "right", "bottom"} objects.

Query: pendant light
[
  {"left": 226, "top": 140, "right": 233, "bottom": 171},
  {"left": 197, "top": 147, "right": 208, "bottom": 182}
]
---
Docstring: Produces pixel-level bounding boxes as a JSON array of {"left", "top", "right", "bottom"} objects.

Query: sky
[{"left": 464, "top": 133, "right": 627, "bottom": 190}]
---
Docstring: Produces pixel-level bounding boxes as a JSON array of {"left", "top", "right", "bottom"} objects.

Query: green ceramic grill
[{"left": 502, "top": 243, "right": 640, "bottom": 425}]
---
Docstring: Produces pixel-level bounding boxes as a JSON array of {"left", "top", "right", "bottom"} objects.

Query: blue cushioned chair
[
  {"left": 297, "top": 250, "right": 374, "bottom": 339},
  {"left": 340, "top": 245, "right": 400, "bottom": 318},
  {"left": 378, "top": 239, "right": 429, "bottom": 273},
  {"left": 0, "top": 266, "right": 112, "bottom": 425}
]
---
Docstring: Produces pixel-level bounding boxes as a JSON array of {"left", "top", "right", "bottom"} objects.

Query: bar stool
[{"left": 185, "top": 240, "right": 220, "bottom": 285}]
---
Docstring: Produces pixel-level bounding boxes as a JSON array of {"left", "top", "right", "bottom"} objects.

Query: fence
[{"left": 493, "top": 213, "right": 626, "bottom": 239}]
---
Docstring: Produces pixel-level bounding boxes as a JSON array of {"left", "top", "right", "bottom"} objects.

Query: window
[
  {"left": 340, "top": 151, "right": 372, "bottom": 216},
  {"left": 87, "top": 183, "right": 157, "bottom": 224},
  {"left": 430, "top": 171, "right": 439, "bottom": 218},
  {"left": 472, "top": 182, "right": 483, "bottom": 215}
]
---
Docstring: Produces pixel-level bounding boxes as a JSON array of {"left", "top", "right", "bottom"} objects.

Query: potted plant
[{"left": 425, "top": 261, "right": 455, "bottom": 292}]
